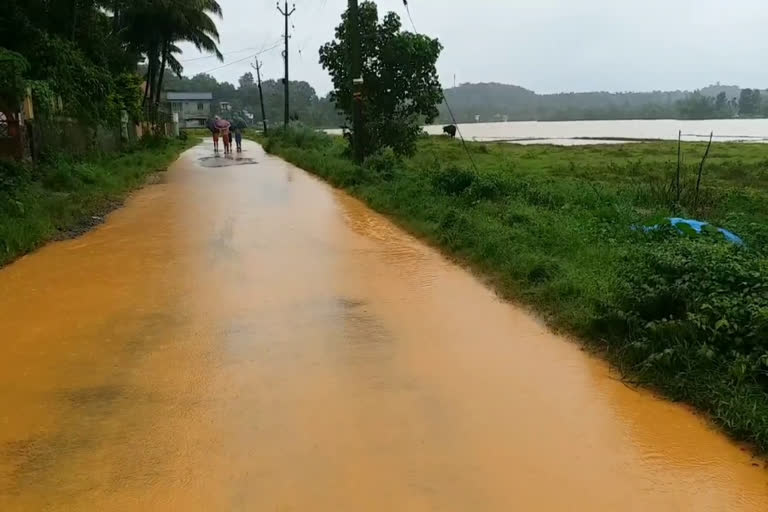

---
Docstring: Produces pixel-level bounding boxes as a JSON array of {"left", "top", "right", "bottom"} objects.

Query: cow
[{"left": 442, "top": 124, "right": 457, "bottom": 138}]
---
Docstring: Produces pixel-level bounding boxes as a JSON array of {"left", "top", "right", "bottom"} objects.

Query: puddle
[{"left": 198, "top": 155, "right": 257, "bottom": 167}]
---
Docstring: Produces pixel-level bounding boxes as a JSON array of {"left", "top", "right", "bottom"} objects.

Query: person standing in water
[
  {"left": 215, "top": 116, "right": 232, "bottom": 154},
  {"left": 232, "top": 117, "right": 246, "bottom": 153},
  {"left": 209, "top": 117, "right": 220, "bottom": 153},
  {"left": 232, "top": 126, "right": 242, "bottom": 152}
]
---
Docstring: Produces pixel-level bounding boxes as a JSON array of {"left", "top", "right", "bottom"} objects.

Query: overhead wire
[
  {"left": 402, "top": 0, "right": 417, "bottom": 34},
  {"left": 400, "top": 0, "right": 478, "bottom": 174},
  {"left": 195, "top": 40, "right": 283, "bottom": 75},
  {"left": 180, "top": 47, "right": 262, "bottom": 63},
  {"left": 295, "top": 0, "right": 330, "bottom": 60}
]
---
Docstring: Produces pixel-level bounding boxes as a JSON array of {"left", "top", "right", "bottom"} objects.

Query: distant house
[{"left": 165, "top": 91, "right": 213, "bottom": 128}]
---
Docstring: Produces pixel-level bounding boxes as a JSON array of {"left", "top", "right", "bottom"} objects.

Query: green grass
[
  {"left": 253, "top": 127, "right": 768, "bottom": 453},
  {"left": 0, "top": 136, "right": 198, "bottom": 267}
]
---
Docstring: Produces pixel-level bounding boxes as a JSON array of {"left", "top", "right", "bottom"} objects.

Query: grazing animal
[{"left": 443, "top": 124, "right": 457, "bottom": 138}]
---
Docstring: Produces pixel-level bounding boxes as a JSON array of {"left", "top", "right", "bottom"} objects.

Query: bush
[
  {"left": 431, "top": 165, "right": 476, "bottom": 196},
  {"left": 363, "top": 147, "right": 399, "bottom": 180},
  {"left": 273, "top": 125, "right": 330, "bottom": 149},
  {"left": 41, "top": 158, "right": 104, "bottom": 191},
  {"left": 138, "top": 133, "right": 170, "bottom": 149},
  {"left": 605, "top": 236, "right": 768, "bottom": 387},
  {"left": 468, "top": 173, "right": 506, "bottom": 201},
  {"left": 0, "top": 159, "right": 31, "bottom": 194}
]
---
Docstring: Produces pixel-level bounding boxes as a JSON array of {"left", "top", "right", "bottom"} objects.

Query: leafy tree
[
  {"left": 739, "top": 88, "right": 761, "bottom": 117},
  {"left": 238, "top": 72, "right": 255, "bottom": 89},
  {"left": 0, "top": 49, "right": 29, "bottom": 117},
  {"left": 715, "top": 91, "right": 727, "bottom": 111},
  {"left": 676, "top": 91, "right": 717, "bottom": 119},
  {"left": 319, "top": 1, "right": 443, "bottom": 155}
]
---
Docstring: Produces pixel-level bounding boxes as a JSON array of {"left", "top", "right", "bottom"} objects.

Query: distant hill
[
  {"left": 437, "top": 82, "right": 763, "bottom": 123},
  {"left": 442, "top": 83, "right": 538, "bottom": 121}
]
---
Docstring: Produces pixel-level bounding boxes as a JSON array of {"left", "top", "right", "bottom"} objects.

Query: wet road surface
[{"left": 1, "top": 140, "right": 767, "bottom": 510}]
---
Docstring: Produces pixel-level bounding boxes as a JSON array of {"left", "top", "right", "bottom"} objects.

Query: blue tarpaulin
[{"left": 642, "top": 217, "right": 744, "bottom": 245}]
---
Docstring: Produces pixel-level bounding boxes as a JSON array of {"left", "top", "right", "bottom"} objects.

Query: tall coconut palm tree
[
  {"left": 121, "top": 0, "right": 223, "bottom": 113},
  {"left": 154, "top": 0, "right": 223, "bottom": 106}
]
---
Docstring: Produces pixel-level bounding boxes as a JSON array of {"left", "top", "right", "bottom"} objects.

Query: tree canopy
[
  {"left": 319, "top": 1, "right": 443, "bottom": 155},
  {"left": 0, "top": 0, "right": 223, "bottom": 124}
]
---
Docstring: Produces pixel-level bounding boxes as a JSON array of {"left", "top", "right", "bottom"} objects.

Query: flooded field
[
  {"left": 421, "top": 118, "right": 768, "bottom": 145},
  {"left": 0, "top": 140, "right": 766, "bottom": 510}
]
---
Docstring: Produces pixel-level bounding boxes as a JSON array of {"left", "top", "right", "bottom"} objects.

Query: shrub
[
  {"left": 605, "top": 236, "right": 768, "bottom": 387},
  {"left": 363, "top": 147, "right": 399, "bottom": 180},
  {"left": 468, "top": 173, "right": 506, "bottom": 201},
  {"left": 273, "top": 125, "right": 330, "bottom": 149},
  {"left": 138, "top": 133, "right": 170, "bottom": 150},
  {"left": 431, "top": 165, "right": 476, "bottom": 196},
  {"left": 0, "top": 159, "right": 31, "bottom": 194}
]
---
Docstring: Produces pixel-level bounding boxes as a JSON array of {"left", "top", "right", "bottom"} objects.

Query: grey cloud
[{"left": 179, "top": 0, "right": 768, "bottom": 94}]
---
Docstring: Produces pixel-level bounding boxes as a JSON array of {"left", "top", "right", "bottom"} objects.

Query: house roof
[{"left": 165, "top": 91, "right": 213, "bottom": 101}]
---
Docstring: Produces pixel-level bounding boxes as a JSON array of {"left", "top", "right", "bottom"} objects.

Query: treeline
[
  {"left": 1, "top": 1, "right": 225, "bottom": 125},
  {"left": 161, "top": 71, "right": 343, "bottom": 128},
  {"left": 438, "top": 83, "right": 768, "bottom": 123}
]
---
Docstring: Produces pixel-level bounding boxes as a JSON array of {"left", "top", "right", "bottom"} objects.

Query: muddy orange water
[{"left": 1, "top": 140, "right": 767, "bottom": 511}]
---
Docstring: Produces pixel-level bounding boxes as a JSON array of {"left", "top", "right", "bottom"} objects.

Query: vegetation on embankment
[
  {"left": 255, "top": 127, "right": 768, "bottom": 452},
  {"left": 0, "top": 136, "right": 197, "bottom": 268}
]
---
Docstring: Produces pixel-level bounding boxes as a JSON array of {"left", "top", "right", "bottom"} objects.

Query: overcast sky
[{"left": 178, "top": 0, "right": 768, "bottom": 95}]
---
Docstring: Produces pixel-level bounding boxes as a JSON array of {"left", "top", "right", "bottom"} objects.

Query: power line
[
  {"left": 400, "top": 0, "right": 478, "bottom": 174},
  {"left": 195, "top": 42, "right": 282, "bottom": 75},
  {"left": 180, "top": 47, "right": 262, "bottom": 63},
  {"left": 402, "top": 0, "right": 416, "bottom": 33},
  {"left": 293, "top": 0, "right": 330, "bottom": 59}
]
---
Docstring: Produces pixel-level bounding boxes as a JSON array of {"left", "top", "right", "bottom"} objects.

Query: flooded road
[{"left": 1, "top": 140, "right": 767, "bottom": 510}]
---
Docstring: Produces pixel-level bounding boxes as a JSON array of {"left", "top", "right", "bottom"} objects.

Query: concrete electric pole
[
  {"left": 251, "top": 60, "right": 268, "bottom": 135},
  {"left": 277, "top": 1, "right": 296, "bottom": 128},
  {"left": 348, "top": 0, "right": 364, "bottom": 162}
]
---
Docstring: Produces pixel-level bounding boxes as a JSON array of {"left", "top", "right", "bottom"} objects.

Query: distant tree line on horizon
[
  {"left": 159, "top": 71, "right": 768, "bottom": 129},
  {"left": 437, "top": 82, "right": 768, "bottom": 124},
  {"left": 159, "top": 70, "right": 343, "bottom": 128}
]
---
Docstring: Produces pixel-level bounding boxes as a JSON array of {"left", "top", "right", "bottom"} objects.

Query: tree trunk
[
  {"left": 155, "top": 41, "right": 168, "bottom": 106},
  {"left": 142, "top": 55, "right": 154, "bottom": 108},
  {"left": 143, "top": 47, "right": 159, "bottom": 121},
  {"left": 71, "top": 0, "right": 78, "bottom": 41},
  {"left": 112, "top": 1, "right": 120, "bottom": 32}
]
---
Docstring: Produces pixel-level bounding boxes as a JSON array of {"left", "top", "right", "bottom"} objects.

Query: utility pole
[
  {"left": 251, "top": 60, "right": 268, "bottom": 135},
  {"left": 277, "top": 1, "right": 296, "bottom": 128},
  {"left": 348, "top": 0, "right": 364, "bottom": 162}
]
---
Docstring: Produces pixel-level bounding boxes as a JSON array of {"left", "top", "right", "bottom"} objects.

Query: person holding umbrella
[
  {"left": 208, "top": 117, "right": 220, "bottom": 153},
  {"left": 214, "top": 116, "right": 232, "bottom": 154}
]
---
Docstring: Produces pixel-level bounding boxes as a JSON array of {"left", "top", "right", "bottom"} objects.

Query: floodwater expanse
[
  {"left": 422, "top": 118, "right": 768, "bottom": 145},
  {"left": 1, "top": 140, "right": 767, "bottom": 510}
]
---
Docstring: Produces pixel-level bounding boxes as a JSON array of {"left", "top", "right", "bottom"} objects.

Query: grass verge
[
  {"left": 251, "top": 126, "right": 768, "bottom": 453},
  {"left": 0, "top": 136, "right": 198, "bottom": 268}
]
